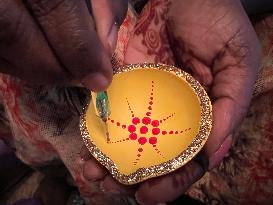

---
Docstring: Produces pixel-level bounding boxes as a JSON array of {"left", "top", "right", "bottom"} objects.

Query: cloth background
[{"left": 0, "top": 1, "right": 272, "bottom": 204}]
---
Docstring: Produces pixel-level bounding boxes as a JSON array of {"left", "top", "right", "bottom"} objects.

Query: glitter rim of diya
[{"left": 80, "top": 63, "right": 212, "bottom": 185}]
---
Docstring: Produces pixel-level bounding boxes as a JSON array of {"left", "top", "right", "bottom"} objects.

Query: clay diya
[{"left": 80, "top": 63, "right": 212, "bottom": 185}]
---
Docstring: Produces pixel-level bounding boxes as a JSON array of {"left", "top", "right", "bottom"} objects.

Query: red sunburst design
[{"left": 106, "top": 81, "right": 192, "bottom": 165}]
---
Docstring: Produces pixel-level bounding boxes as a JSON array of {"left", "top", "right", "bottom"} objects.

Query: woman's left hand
[{"left": 82, "top": 0, "right": 262, "bottom": 204}]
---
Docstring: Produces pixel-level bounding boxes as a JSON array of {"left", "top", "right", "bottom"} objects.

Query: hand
[
  {"left": 0, "top": 0, "right": 128, "bottom": 91},
  {"left": 132, "top": 0, "right": 261, "bottom": 204},
  {"left": 167, "top": 0, "right": 261, "bottom": 169},
  {"left": 82, "top": 0, "right": 262, "bottom": 204}
]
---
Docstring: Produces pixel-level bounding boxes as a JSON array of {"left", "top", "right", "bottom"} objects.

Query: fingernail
[
  {"left": 107, "top": 22, "right": 118, "bottom": 55},
  {"left": 81, "top": 72, "right": 111, "bottom": 91},
  {"left": 208, "top": 134, "right": 233, "bottom": 170}
]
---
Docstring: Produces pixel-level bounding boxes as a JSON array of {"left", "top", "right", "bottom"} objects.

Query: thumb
[
  {"left": 91, "top": 0, "right": 128, "bottom": 55},
  {"left": 135, "top": 155, "right": 207, "bottom": 204}
]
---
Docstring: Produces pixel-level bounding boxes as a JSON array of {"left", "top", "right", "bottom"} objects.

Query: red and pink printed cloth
[{"left": 0, "top": 1, "right": 272, "bottom": 204}]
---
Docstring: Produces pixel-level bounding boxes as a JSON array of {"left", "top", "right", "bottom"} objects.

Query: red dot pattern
[
  {"left": 149, "top": 137, "right": 157, "bottom": 144},
  {"left": 132, "top": 117, "right": 140, "bottom": 125},
  {"left": 126, "top": 98, "right": 135, "bottom": 118},
  {"left": 129, "top": 133, "right": 137, "bottom": 140},
  {"left": 138, "top": 137, "right": 147, "bottom": 145},
  {"left": 151, "top": 120, "right": 159, "bottom": 127},
  {"left": 140, "top": 126, "right": 148, "bottom": 134},
  {"left": 152, "top": 128, "right": 160, "bottom": 135},
  {"left": 161, "top": 128, "right": 192, "bottom": 136},
  {"left": 159, "top": 113, "right": 176, "bottom": 124},
  {"left": 142, "top": 117, "right": 151, "bottom": 125},
  {"left": 106, "top": 81, "right": 192, "bottom": 166},
  {"left": 128, "top": 125, "right": 136, "bottom": 133}
]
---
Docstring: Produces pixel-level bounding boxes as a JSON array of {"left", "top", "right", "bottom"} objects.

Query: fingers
[
  {"left": 205, "top": 22, "right": 262, "bottom": 163},
  {"left": 208, "top": 134, "right": 232, "bottom": 169},
  {"left": 183, "top": 58, "right": 213, "bottom": 90},
  {"left": 92, "top": 0, "right": 128, "bottom": 54},
  {"left": 80, "top": 146, "right": 108, "bottom": 181},
  {"left": 204, "top": 97, "right": 241, "bottom": 157},
  {"left": 204, "top": 68, "right": 254, "bottom": 166},
  {"left": 80, "top": 145, "right": 136, "bottom": 197},
  {"left": 24, "top": 0, "right": 113, "bottom": 91},
  {"left": 100, "top": 175, "right": 137, "bottom": 197},
  {"left": 83, "top": 159, "right": 108, "bottom": 181},
  {"left": 135, "top": 160, "right": 205, "bottom": 205},
  {"left": 0, "top": 0, "right": 67, "bottom": 84}
]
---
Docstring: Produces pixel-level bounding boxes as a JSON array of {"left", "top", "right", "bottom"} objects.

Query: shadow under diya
[{"left": 80, "top": 63, "right": 212, "bottom": 185}]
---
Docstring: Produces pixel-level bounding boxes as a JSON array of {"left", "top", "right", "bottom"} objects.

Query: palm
[
  {"left": 83, "top": 0, "right": 261, "bottom": 204},
  {"left": 167, "top": 0, "right": 261, "bottom": 162}
]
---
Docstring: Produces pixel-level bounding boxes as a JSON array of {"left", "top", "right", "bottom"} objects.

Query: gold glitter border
[{"left": 80, "top": 63, "right": 212, "bottom": 185}]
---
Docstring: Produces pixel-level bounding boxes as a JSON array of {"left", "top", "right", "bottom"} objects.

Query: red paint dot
[
  {"left": 132, "top": 117, "right": 140, "bottom": 125},
  {"left": 160, "top": 120, "right": 162, "bottom": 123},
  {"left": 148, "top": 106, "right": 152, "bottom": 110},
  {"left": 150, "top": 97, "right": 153, "bottom": 100},
  {"left": 189, "top": 128, "right": 191, "bottom": 130},
  {"left": 180, "top": 131, "right": 183, "bottom": 133},
  {"left": 153, "top": 144, "right": 156, "bottom": 147},
  {"left": 146, "top": 112, "right": 151, "bottom": 116},
  {"left": 140, "top": 126, "right": 148, "bottom": 134},
  {"left": 129, "top": 133, "right": 137, "bottom": 140},
  {"left": 162, "top": 131, "right": 167, "bottom": 135},
  {"left": 149, "top": 137, "right": 157, "bottom": 145},
  {"left": 138, "top": 137, "right": 147, "bottom": 145},
  {"left": 122, "top": 125, "right": 126, "bottom": 129},
  {"left": 152, "top": 128, "right": 160, "bottom": 135},
  {"left": 149, "top": 101, "right": 153, "bottom": 105},
  {"left": 128, "top": 125, "right": 136, "bottom": 133},
  {"left": 142, "top": 117, "right": 151, "bottom": 125},
  {"left": 138, "top": 148, "right": 143, "bottom": 152},
  {"left": 151, "top": 93, "right": 153, "bottom": 95},
  {"left": 116, "top": 122, "right": 120, "bottom": 126},
  {"left": 137, "top": 154, "right": 141, "bottom": 157},
  {"left": 175, "top": 131, "right": 179, "bottom": 134},
  {"left": 126, "top": 138, "right": 129, "bottom": 140},
  {"left": 169, "top": 131, "right": 173, "bottom": 134},
  {"left": 151, "top": 120, "right": 159, "bottom": 127},
  {"left": 111, "top": 120, "right": 114, "bottom": 123}
]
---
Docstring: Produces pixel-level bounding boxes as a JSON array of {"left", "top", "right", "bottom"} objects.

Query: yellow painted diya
[{"left": 80, "top": 63, "right": 212, "bottom": 185}]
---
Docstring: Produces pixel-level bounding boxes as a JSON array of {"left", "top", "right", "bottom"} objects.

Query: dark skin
[
  {"left": 0, "top": 0, "right": 262, "bottom": 204},
  {"left": 82, "top": 0, "right": 261, "bottom": 204},
  {"left": 0, "top": 0, "right": 128, "bottom": 91}
]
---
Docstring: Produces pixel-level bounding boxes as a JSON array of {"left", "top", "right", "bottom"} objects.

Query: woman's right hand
[{"left": 0, "top": 0, "right": 128, "bottom": 91}]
